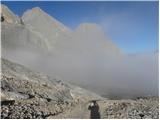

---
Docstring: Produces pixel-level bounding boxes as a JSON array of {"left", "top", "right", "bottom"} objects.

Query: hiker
[{"left": 88, "top": 100, "right": 101, "bottom": 119}]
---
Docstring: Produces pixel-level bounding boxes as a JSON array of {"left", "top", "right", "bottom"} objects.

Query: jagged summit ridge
[
  {"left": 1, "top": 4, "right": 121, "bottom": 55},
  {"left": 1, "top": 4, "right": 20, "bottom": 24},
  {"left": 22, "top": 6, "right": 71, "bottom": 32},
  {"left": 20, "top": 6, "right": 73, "bottom": 52},
  {"left": 22, "top": 6, "right": 72, "bottom": 36}
]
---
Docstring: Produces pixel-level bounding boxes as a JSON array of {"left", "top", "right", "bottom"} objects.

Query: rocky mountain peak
[
  {"left": 22, "top": 6, "right": 72, "bottom": 34},
  {"left": 30, "top": 7, "right": 42, "bottom": 12},
  {"left": 21, "top": 6, "right": 72, "bottom": 50},
  {"left": 1, "top": 4, "right": 20, "bottom": 24}
]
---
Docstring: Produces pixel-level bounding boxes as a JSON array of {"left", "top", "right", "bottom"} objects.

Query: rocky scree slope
[
  {"left": 1, "top": 58, "right": 101, "bottom": 119},
  {"left": 99, "top": 98, "right": 159, "bottom": 119}
]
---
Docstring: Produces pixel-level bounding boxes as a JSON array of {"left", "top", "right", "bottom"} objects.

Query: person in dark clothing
[{"left": 88, "top": 100, "right": 101, "bottom": 119}]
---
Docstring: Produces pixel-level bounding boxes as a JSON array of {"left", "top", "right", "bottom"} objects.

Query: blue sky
[{"left": 2, "top": 1, "right": 158, "bottom": 54}]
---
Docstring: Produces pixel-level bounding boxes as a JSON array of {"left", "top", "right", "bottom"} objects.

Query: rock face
[
  {"left": 22, "top": 7, "right": 72, "bottom": 51},
  {"left": 1, "top": 58, "right": 102, "bottom": 119},
  {"left": 1, "top": 5, "right": 55, "bottom": 53},
  {"left": 72, "top": 23, "right": 121, "bottom": 55},
  {"left": 1, "top": 4, "right": 20, "bottom": 24},
  {"left": 1, "top": 4, "right": 121, "bottom": 55}
]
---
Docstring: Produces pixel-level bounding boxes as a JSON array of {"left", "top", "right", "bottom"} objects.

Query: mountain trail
[{"left": 49, "top": 101, "right": 90, "bottom": 119}]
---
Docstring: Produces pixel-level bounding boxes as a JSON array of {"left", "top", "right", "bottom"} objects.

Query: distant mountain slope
[
  {"left": 22, "top": 7, "right": 72, "bottom": 51},
  {"left": 1, "top": 4, "right": 55, "bottom": 53},
  {"left": 72, "top": 23, "right": 121, "bottom": 55},
  {"left": 1, "top": 4, "right": 121, "bottom": 55}
]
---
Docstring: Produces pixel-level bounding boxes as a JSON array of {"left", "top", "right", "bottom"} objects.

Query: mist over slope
[
  {"left": 1, "top": 58, "right": 103, "bottom": 118},
  {"left": 1, "top": 4, "right": 158, "bottom": 98}
]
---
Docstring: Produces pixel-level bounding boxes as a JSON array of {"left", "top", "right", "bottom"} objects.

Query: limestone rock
[{"left": 1, "top": 4, "right": 20, "bottom": 24}]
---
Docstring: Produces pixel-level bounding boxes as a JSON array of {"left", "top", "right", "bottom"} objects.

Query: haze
[{"left": 1, "top": 2, "right": 159, "bottom": 99}]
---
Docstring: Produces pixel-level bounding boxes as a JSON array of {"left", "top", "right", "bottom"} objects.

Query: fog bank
[{"left": 3, "top": 49, "right": 158, "bottom": 98}]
